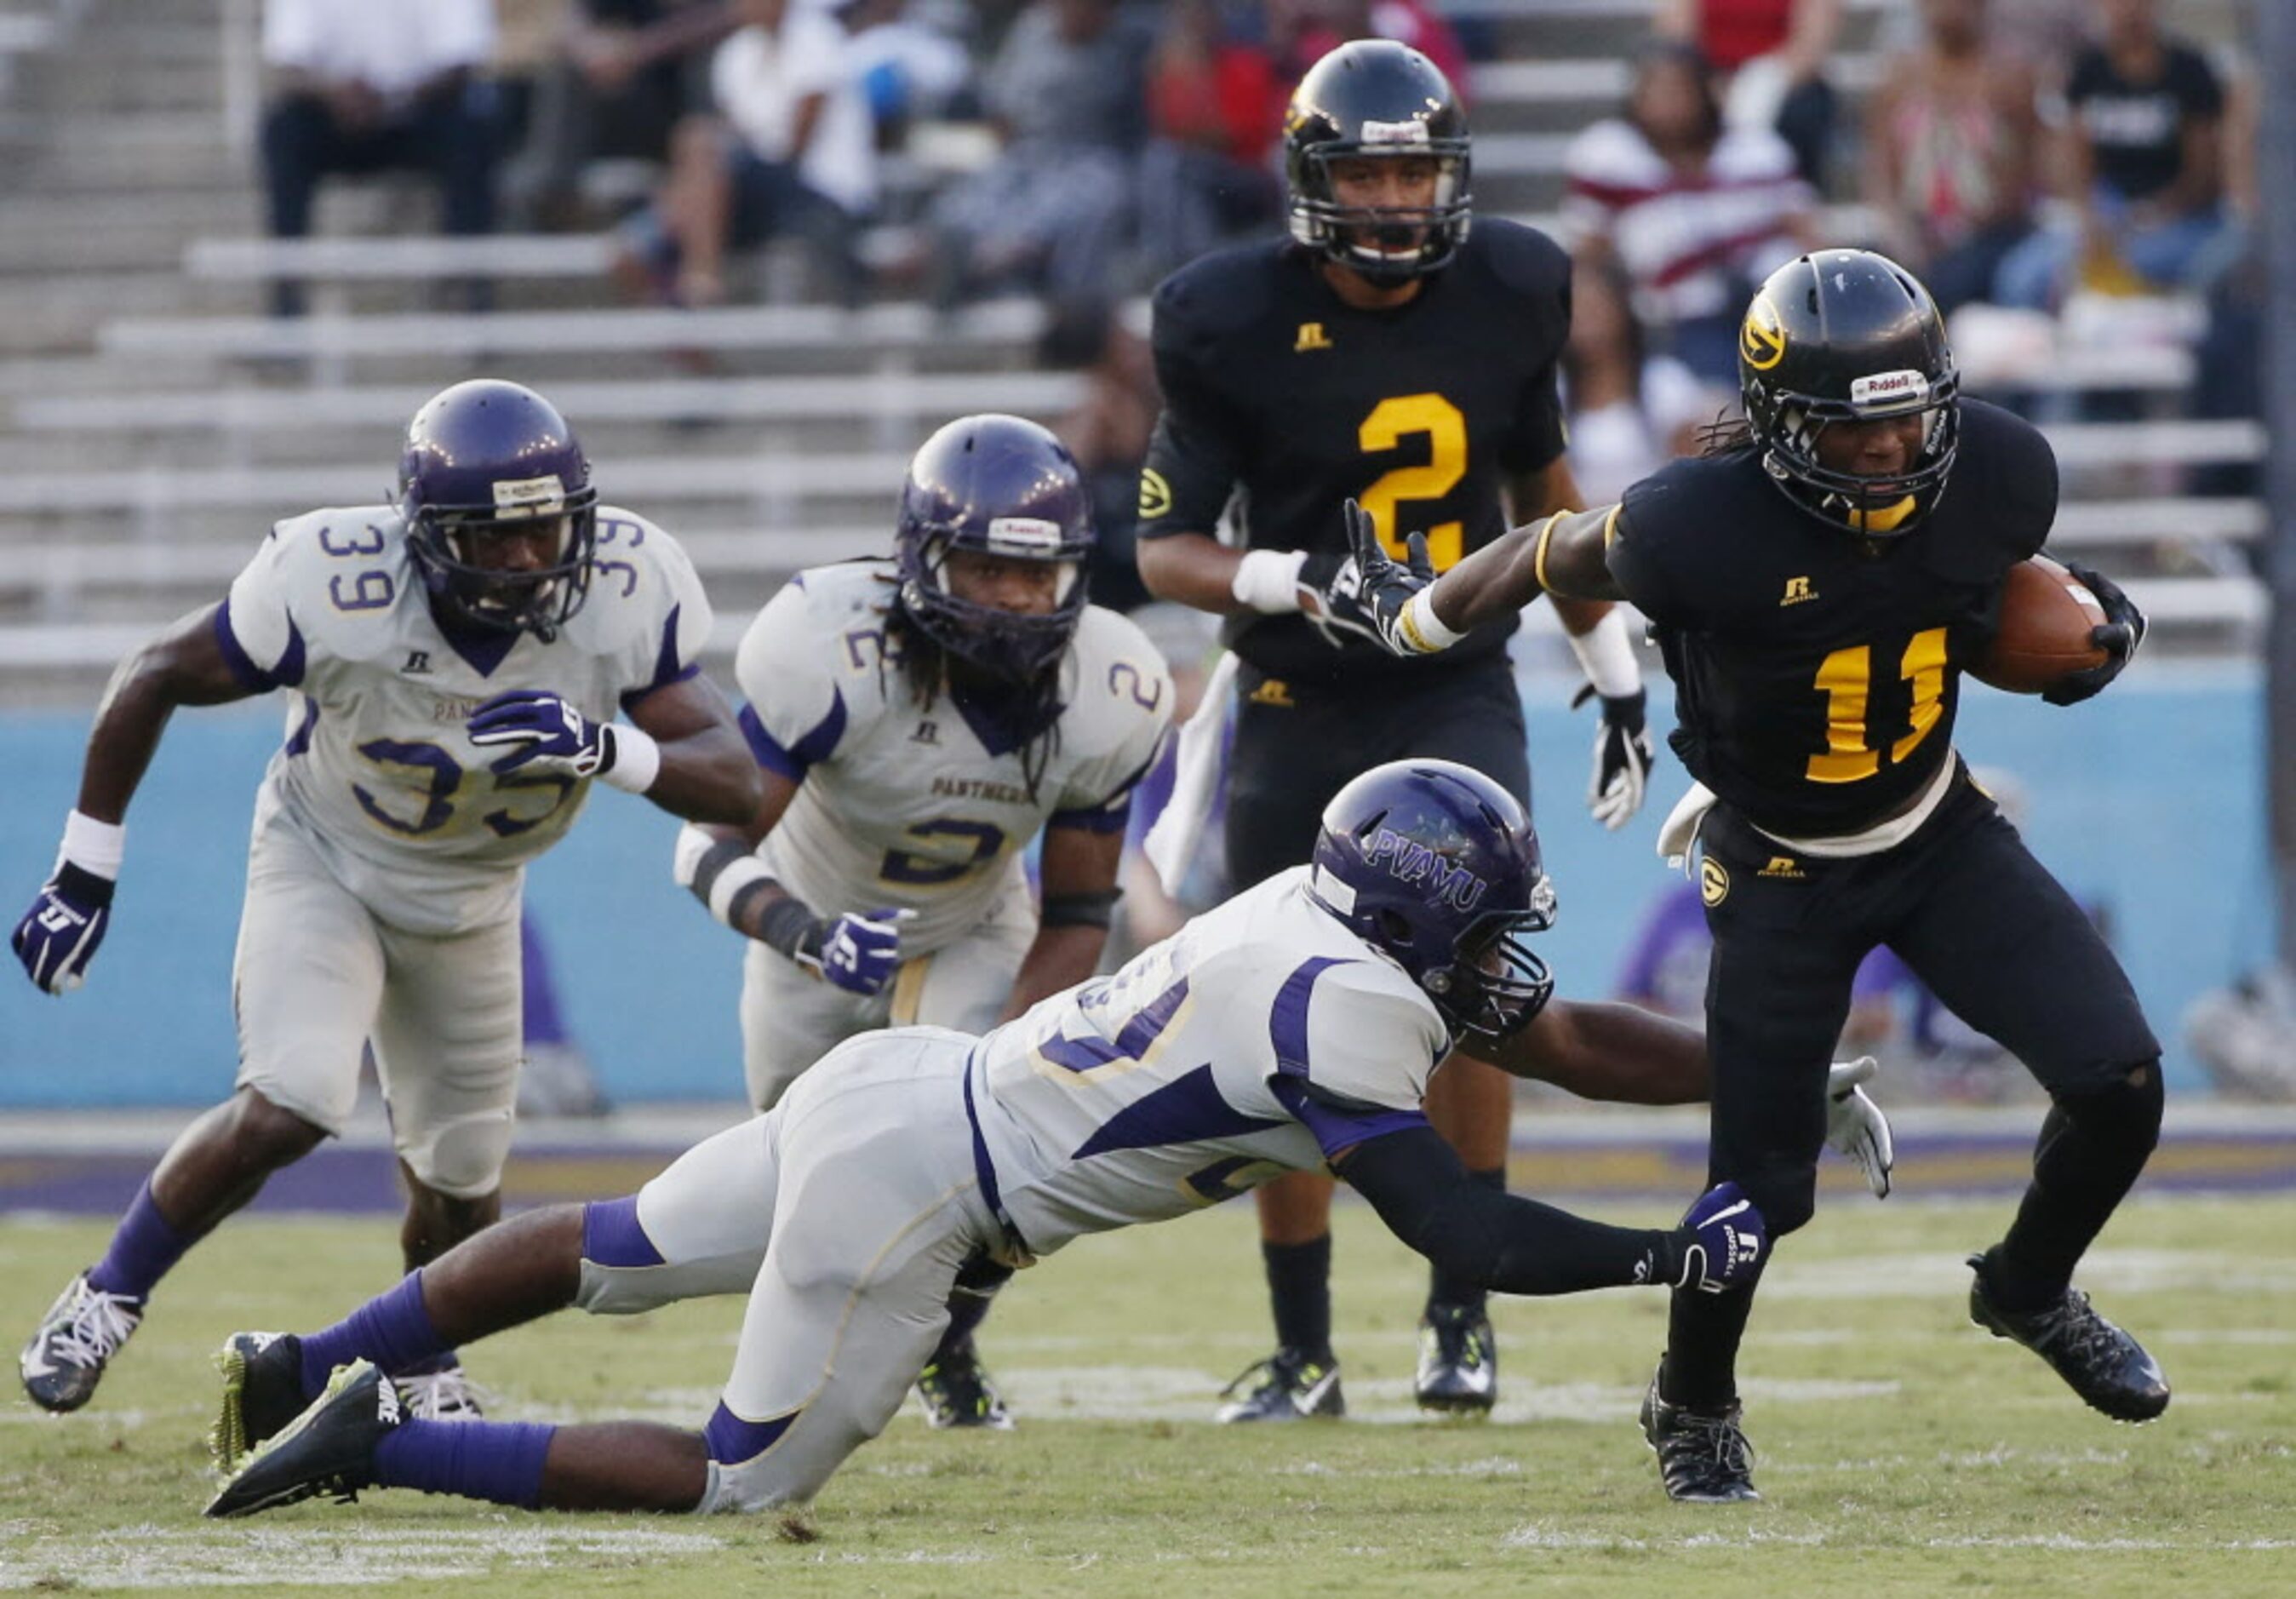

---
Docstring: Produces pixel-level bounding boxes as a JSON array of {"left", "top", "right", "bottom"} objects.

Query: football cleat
[
  {"left": 1967, "top": 1254, "right": 2170, "bottom": 1422},
  {"left": 1640, "top": 1365, "right": 1761, "bottom": 1503},
  {"left": 394, "top": 1361, "right": 488, "bottom": 1421},
  {"left": 1215, "top": 1348, "right": 1345, "bottom": 1423},
  {"left": 212, "top": 1331, "right": 311, "bottom": 1473},
  {"left": 1413, "top": 1304, "right": 1498, "bottom": 1414},
  {"left": 913, "top": 1340, "right": 1014, "bottom": 1430},
  {"left": 205, "top": 1360, "right": 400, "bottom": 1519},
  {"left": 20, "top": 1270, "right": 143, "bottom": 1413}
]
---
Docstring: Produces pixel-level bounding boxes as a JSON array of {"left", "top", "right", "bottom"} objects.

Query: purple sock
[
  {"left": 298, "top": 1272, "right": 449, "bottom": 1399},
  {"left": 87, "top": 1180, "right": 193, "bottom": 1301},
  {"left": 374, "top": 1417, "right": 554, "bottom": 1509}
]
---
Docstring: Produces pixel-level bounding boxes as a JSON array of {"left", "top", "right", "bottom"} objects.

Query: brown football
[{"left": 1972, "top": 555, "right": 2110, "bottom": 694}]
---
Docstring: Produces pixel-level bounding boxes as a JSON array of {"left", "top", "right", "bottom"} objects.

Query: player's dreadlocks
[{"left": 879, "top": 584, "right": 1066, "bottom": 804}]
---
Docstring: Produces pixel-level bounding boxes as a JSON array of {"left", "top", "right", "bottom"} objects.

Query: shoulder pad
[
  {"left": 1922, "top": 400, "right": 2058, "bottom": 582},
  {"left": 1469, "top": 218, "right": 1571, "bottom": 301},
  {"left": 1153, "top": 242, "right": 1278, "bottom": 345}
]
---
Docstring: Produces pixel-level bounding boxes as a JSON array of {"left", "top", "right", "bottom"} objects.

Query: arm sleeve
[
  {"left": 1337, "top": 1125, "right": 1677, "bottom": 1295},
  {"left": 1137, "top": 291, "right": 1249, "bottom": 542},
  {"left": 217, "top": 529, "right": 307, "bottom": 692},
  {"left": 619, "top": 525, "right": 715, "bottom": 711},
  {"left": 1262, "top": 956, "right": 1446, "bottom": 1160},
  {"left": 731, "top": 582, "right": 849, "bottom": 780},
  {"left": 1049, "top": 646, "right": 1174, "bottom": 832}
]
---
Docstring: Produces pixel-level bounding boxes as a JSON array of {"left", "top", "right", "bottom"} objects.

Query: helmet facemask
[
  {"left": 898, "top": 517, "right": 1088, "bottom": 684},
  {"left": 1289, "top": 145, "right": 1472, "bottom": 285},
  {"left": 406, "top": 488, "right": 598, "bottom": 641},
  {"left": 1751, "top": 367, "right": 1961, "bottom": 540},
  {"left": 1418, "top": 877, "right": 1558, "bottom": 1047}
]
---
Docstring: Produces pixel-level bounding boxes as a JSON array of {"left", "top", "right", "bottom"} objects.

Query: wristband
[
  {"left": 1398, "top": 588, "right": 1465, "bottom": 654},
  {"left": 599, "top": 723, "right": 662, "bottom": 794},
  {"left": 704, "top": 854, "right": 772, "bottom": 929},
  {"left": 1565, "top": 609, "right": 1640, "bottom": 698},
  {"left": 60, "top": 810, "right": 126, "bottom": 880},
  {"left": 753, "top": 892, "right": 826, "bottom": 965},
  {"left": 1230, "top": 548, "right": 1309, "bottom": 615}
]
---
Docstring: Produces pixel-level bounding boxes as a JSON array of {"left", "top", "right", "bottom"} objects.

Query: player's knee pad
[
  {"left": 397, "top": 1110, "right": 514, "bottom": 1201},
  {"left": 2050, "top": 1057, "right": 2163, "bottom": 1161},
  {"left": 1739, "top": 1161, "right": 1818, "bottom": 1239}
]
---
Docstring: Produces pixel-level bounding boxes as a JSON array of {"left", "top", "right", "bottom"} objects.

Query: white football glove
[{"left": 1825, "top": 1055, "right": 1894, "bottom": 1199}]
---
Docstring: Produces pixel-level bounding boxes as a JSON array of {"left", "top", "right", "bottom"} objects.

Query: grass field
[{"left": 3, "top": 1192, "right": 2293, "bottom": 1596}]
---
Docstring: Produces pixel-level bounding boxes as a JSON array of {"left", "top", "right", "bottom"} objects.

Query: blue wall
[{"left": 0, "top": 667, "right": 2265, "bottom": 1104}]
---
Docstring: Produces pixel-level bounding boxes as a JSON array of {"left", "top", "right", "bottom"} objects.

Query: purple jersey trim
[
  {"left": 580, "top": 1195, "right": 665, "bottom": 1269},
  {"left": 214, "top": 597, "right": 304, "bottom": 692},
  {"left": 1269, "top": 1076, "right": 1432, "bottom": 1160},
  {"left": 1268, "top": 955, "right": 1352, "bottom": 1077}
]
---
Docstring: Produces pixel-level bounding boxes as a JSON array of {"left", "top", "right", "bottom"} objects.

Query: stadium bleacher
[{"left": 0, "top": 0, "right": 2265, "bottom": 708}]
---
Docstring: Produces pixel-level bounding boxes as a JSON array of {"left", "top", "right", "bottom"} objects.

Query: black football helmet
[
  {"left": 1284, "top": 39, "right": 1472, "bottom": 285},
  {"left": 1308, "top": 759, "right": 1556, "bottom": 1049},
  {"left": 1739, "top": 249, "right": 1961, "bottom": 539},
  {"left": 895, "top": 413, "right": 1094, "bottom": 683},
  {"left": 398, "top": 380, "right": 598, "bottom": 639}
]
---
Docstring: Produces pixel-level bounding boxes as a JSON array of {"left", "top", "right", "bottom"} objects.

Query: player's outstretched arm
[
  {"left": 999, "top": 822, "right": 1124, "bottom": 1023},
  {"left": 1333, "top": 1124, "right": 1765, "bottom": 1296},
  {"left": 13, "top": 604, "right": 254, "bottom": 994}
]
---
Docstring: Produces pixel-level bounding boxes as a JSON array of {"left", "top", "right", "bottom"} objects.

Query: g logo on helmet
[{"left": 1740, "top": 295, "right": 1787, "bottom": 372}]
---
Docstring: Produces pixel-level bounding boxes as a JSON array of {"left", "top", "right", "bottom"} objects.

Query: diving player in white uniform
[
  {"left": 12, "top": 381, "right": 759, "bottom": 1418},
  {"left": 672, "top": 414, "right": 1171, "bottom": 1426},
  {"left": 204, "top": 761, "right": 1887, "bottom": 1522}
]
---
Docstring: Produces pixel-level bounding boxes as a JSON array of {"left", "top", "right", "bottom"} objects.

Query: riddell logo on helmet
[
  {"left": 1364, "top": 827, "right": 1487, "bottom": 912},
  {"left": 491, "top": 475, "right": 566, "bottom": 515},
  {"left": 1360, "top": 118, "right": 1431, "bottom": 146},
  {"left": 1850, "top": 370, "right": 1929, "bottom": 408}
]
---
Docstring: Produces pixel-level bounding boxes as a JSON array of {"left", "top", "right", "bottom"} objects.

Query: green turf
[{"left": 3, "top": 1193, "right": 2292, "bottom": 1596}]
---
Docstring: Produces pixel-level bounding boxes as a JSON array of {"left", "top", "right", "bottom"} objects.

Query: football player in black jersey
[
  {"left": 1134, "top": 39, "right": 1658, "bottom": 1424},
  {"left": 1324, "top": 248, "right": 2166, "bottom": 1499}
]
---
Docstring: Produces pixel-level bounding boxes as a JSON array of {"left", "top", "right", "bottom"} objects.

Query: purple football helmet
[
  {"left": 895, "top": 414, "right": 1094, "bottom": 683},
  {"left": 398, "top": 380, "right": 599, "bottom": 639},
  {"left": 1308, "top": 759, "right": 1557, "bottom": 1047}
]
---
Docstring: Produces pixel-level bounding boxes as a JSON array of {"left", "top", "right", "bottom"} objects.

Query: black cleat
[
  {"left": 1215, "top": 1347, "right": 1345, "bottom": 1423},
  {"left": 204, "top": 1360, "right": 401, "bottom": 1519},
  {"left": 1413, "top": 1304, "right": 1498, "bottom": 1414},
  {"left": 20, "top": 1270, "right": 142, "bottom": 1413},
  {"left": 212, "top": 1332, "right": 311, "bottom": 1473},
  {"left": 1967, "top": 1254, "right": 2169, "bottom": 1422},
  {"left": 1640, "top": 1365, "right": 1760, "bottom": 1503},
  {"left": 914, "top": 1340, "right": 1014, "bottom": 1430}
]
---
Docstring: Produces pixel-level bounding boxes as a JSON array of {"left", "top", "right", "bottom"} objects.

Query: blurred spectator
[
  {"left": 613, "top": 0, "right": 872, "bottom": 308},
  {"left": 1862, "top": 0, "right": 2040, "bottom": 315},
  {"left": 1995, "top": 0, "right": 2239, "bottom": 311},
  {"left": 1559, "top": 258, "right": 1715, "bottom": 507},
  {"left": 1561, "top": 43, "right": 1815, "bottom": 388},
  {"left": 1279, "top": 0, "right": 1469, "bottom": 94},
  {"left": 259, "top": 0, "right": 501, "bottom": 317},
  {"left": 1040, "top": 297, "right": 1161, "bottom": 613},
  {"left": 508, "top": 1, "right": 737, "bottom": 230},
  {"left": 1135, "top": 0, "right": 1285, "bottom": 279},
  {"left": 925, "top": 0, "right": 1152, "bottom": 312},
  {"left": 1653, "top": 0, "right": 1840, "bottom": 187},
  {"left": 841, "top": 0, "right": 972, "bottom": 151}
]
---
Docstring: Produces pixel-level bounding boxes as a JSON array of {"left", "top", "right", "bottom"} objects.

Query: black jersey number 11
[{"left": 1357, "top": 393, "right": 1466, "bottom": 570}]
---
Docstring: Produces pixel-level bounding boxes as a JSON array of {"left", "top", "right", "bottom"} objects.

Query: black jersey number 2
[
  {"left": 1357, "top": 393, "right": 1466, "bottom": 570},
  {"left": 1806, "top": 628, "right": 1949, "bottom": 783}
]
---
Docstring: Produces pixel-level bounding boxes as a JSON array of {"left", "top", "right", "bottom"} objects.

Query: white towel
[
  {"left": 1143, "top": 651, "right": 1239, "bottom": 897},
  {"left": 1656, "top": 781, "right": 1717, "bottom": 874}
]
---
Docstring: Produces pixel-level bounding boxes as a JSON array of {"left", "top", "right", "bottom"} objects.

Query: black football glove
[
  {"left": 1571, "top": 681, "right": 1656, "bottom": 830},
  {"left": 2042, "top": 562, "right": 2146, "bottom": 707},
  {"left": 1304, "top": 499, "right": 1440, "bottom": 656}
]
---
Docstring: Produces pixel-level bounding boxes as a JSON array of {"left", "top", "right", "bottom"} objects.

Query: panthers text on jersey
[
  {"left": 732, "top": 559, "right": 1172, "bottom": 954},
  {"left": 1138, "top": 222, "right": 1572, "bottom": 685},
  {"left": 970, "top": 865, "right": 1449, "bottom": 1259},
  {"left": 1608, "top": 398, "right": 2055, "bottom": 838},
  {"left": 217, "top": 503, "right": 712, "bottom": 934}
]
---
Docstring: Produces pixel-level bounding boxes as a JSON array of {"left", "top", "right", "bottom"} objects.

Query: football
[{"left": 1971, "top": 554, "right": 2110, "bottom": 694}]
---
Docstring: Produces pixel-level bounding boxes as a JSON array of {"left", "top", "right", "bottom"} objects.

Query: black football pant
[
  {"left": 1664, "top": 765, "right": 2162, "bottom": 1407},
  {"left": 1224, "top": 659, "right": 1531, "bottom": 888}
]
